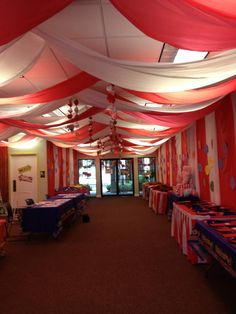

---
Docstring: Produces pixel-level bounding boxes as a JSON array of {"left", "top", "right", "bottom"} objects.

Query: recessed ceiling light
[
  {"left": 145, "top": 103, "right": 163, "bottom": 108},
  {"left": 174, "top": 49, "right": 208, "bottom": 63}
]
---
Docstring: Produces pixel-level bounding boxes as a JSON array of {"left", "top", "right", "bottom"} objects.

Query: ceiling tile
[
  {"left": 72, "top": 37, "right": 107, "bottom": 55},
  {"left": 0, "top": 77, "right": 36, "bottom": 97},
  {"left": 39, "top": 2, "right": 104, "bottom": 39},
  {"left": 102, "top": 2, "right": 145, "bottom": 37},
  {"left": 107, "top": 37, "right": 163, "bottom": 62}
]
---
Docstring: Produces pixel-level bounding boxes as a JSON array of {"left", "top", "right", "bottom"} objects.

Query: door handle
[{"left": 13, "top": 180, "right": 16, "bottom": 192}]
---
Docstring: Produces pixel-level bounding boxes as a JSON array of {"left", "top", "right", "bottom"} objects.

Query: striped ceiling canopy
[{"left": 1, "top": 0, "right": 236, "bottom": 156}]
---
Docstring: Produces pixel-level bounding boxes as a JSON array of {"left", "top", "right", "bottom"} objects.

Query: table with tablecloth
[
  {"left": 0, "top": 219, "right": 7, "bottom": 255},
  {"left": 51, "top": 193, "right": 86, "bottom": 212},
  {"left": 167, "top": 192, "right": 200, "bottom": 221},
  {"left": 171, "top": 202, "right": 210, "bottom": 263},
  {"left": 142, "top": 183, "right": 161, "bottom": 200},
  {"left": 21, "top": 198, "right": 75, "bottom": 237},
  {"left": 149, "top": 189, "right": 168, "bottom": 214},
  {"left": 195, "top": 220, "right": 236, "bottom": 277}
]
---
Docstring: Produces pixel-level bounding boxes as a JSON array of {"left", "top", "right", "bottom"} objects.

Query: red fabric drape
[
  {"left": 24, "top": 122, "right": 107, "bottom": 143},
  {"left": 0, "top": 72, "right": 98, "bottom": 105},
  {"left": 111, "top": 0, "right": 236, "bottom": 51},
  {"left": 125, "top": 101, "right": 221, "bottom": 128},
  {"left": 181, "top": 130, "right": 188, "bottom": 168},
  {"left": 160, "top": 146, "right": 164, "bottom": 183},
  {"left": 73, "top": 150, "right": 78, "bottom": 184},
  {"left": 126, "top": 78, "right": 236, "bottom": 105},
  {"left": 57, "top": 147, "right": 63, "bottom": 189},
  {"left": 171, "top": 137, "right": 177, "bottom": 186},
  {"left": 0, "top": 147, "right": 8, "bottom": 201},
  {"left": 156, "top": 148, "right": 160, "bottom": 182},
  {"left": 196, "top": 118, "right": 210, "bottom": 201},
  {"left": 47, "top": 141, "right": 55, "bottom": 197},
  {"left": 1, "top": 107, "right": 103, "bottom": 130},
  {"left": 185, "top": 0, "right": 236, "bottom": 18},
  {"left": 166, "top": 141, "right": 170, "bottom": 186},
  {"left": 0, "top": 0, "right": 72, "bottom": 45},
  {"left": 66, "top": 149, "right": 70, "bottom": 186},
  {"left": 215, "top": 95, "right": 236, "bottom": 210},
  {"left": 47, "top": 142, "right": 79, "bottom": 194},
  {"left": 120, "top": 126, "right": 182, "bottom": 139}
]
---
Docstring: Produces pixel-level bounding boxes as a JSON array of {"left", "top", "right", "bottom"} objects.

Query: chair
[
  {"left": 1, "top": 202, "right": 14, "bottom": 235},
  {"left": 4, "top": 202, "right": 13, "bottom": 223},
  {"left": 25, "top": 198, "right": 35, "bottom": 206},
  {"left": 3, "top": 202, "right": 29, "bottom": 241}
]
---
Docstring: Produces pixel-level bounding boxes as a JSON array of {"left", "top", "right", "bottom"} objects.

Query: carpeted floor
[{"left": 0, "top": 196, "right": 235, "bottom": 314}]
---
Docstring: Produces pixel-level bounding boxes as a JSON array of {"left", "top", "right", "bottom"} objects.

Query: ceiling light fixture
[{"left": 174, "top": 49, "right": 208, "bottom": 63}]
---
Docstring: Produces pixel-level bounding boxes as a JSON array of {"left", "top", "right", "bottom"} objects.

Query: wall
[{"left": 8, "top": 139, "right": 47, "bottom": 202}]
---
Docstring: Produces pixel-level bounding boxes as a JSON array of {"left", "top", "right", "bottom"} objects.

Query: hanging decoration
[
  {"left": 82, "top": 171, "right": 91, "bottom": 178},
  {"left": 88, "top": 117, "right": 93, "bottom": 142},
  {"left": 67, "top": 98, "right": 79, "bottom": 119},
  {"left": 95, "top": 120, "right": 124, "bottom": 155},
  {"left": 109, "top": 116, "right": 123, "bottom": 154},
  {"left": 94, "top": 88, "right": 123, "bottom": 155},
  {"left": 66, "top": 98, "right": 80, "bottom": 133},
  {"left": 106, "top": 84, "right": 116, "bottom": 104},
  {"left": 97, "top": 139, "right": 105, "bottom": 156}
]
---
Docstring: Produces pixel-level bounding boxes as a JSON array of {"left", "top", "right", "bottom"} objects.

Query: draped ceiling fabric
[
  {"left": 0, "top": 32, "right": 46, "bottom": 87},
  {"left": 0, "top": 0, "right": 72, "bottom": 46},
  {"left": 111, "top": 0, "right": 236, "bottom": 51},
  {"left": 0, "top": 0, "right": 236, "bottom": 157},
  {"left": 35, "top": 30, "right": 236, "bottom": 93}
]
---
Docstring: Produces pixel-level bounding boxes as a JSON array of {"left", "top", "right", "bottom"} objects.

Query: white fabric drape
[
  {"left": 36, "top": 29, "right": 236, "bottom": 93},
  {"left": 93, "top": 113, "right": 168, "bottom": 131},
  {"left": 0, "top": 32, "right": 45, "bottom": 87},
  {"left": 125, "top": 137, "right": 170, "bottom": 147},
  {"left": 79, "top": 88, "right": 222, "bottom": 114}
]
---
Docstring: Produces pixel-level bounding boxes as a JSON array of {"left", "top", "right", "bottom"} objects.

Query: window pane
[
  {"left": 78, "top": 159, "right": 96, "bottom": 196},
  {"left": 138, "top": 157, "right": 156, "bottom": 192}
]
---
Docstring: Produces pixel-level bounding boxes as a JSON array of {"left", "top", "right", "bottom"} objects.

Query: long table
[
  {"left": 195, "top": 220, "right": 236, "bottom": 277},
  {"left": 149, "top": 189, "right": 168, "bottom": 214},
  {"left": 171, "top": 202, "right": 210, "bottom": 263},
  {"left": 21, "top": 198, "right": 77, "bottom": 238},
  {"left": 51, "top": 193, "right": 86, "bottom": 211}
]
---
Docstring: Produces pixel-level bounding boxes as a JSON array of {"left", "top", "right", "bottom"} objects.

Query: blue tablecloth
[
  {"left": 195, "top": 220, "right": 236, "bottom": 276},
  {"left": 21, "top": 198, "right": 74, "bottom": 233},
  {"left": 51, "top": 193, "right": 85, "bottom": 210}
]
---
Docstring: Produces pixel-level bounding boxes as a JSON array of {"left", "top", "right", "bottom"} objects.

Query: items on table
[
  {"left": 21, "top": 193, "right": 86, "bottom": 238},
  {"left": 194, "top": 219, "right": 236, "bottom": 278},
  {"left": 54, "top": 184, "right": 90, "bottom": 196},
  {"left": 171, "top": 201, "right": 236, "bottom": 264}
]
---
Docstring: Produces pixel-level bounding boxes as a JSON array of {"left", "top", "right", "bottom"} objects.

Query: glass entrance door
[
  {"left": 138, "top": 157, "right": 156, "bottom": 193},
  {"left": 118, "top": 159, "right": 134, "bottom": 195},
  {"left": 101, "top": 159, "right": 117, "bottom": 195},
  {"left": 101, "top": 159, "right": 134, "bottom": 196}
]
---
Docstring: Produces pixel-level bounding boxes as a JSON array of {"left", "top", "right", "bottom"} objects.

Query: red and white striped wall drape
[
  {"left": 46, "top": 142, "right": 79, "bottom": 196},
  {"left": 0, "top": 146, "right": 8, "bottom": 202},
  {"left": 156, "top": 94, "right": 236, "bottom": 210}
]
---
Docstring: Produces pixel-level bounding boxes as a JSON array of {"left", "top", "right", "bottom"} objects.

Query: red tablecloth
[
  {"left": 142, "top": 184, "right": 160, "bottom": 200},
  {"left": 149, "top": 189, "right": 168, "bottom": 214}
]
